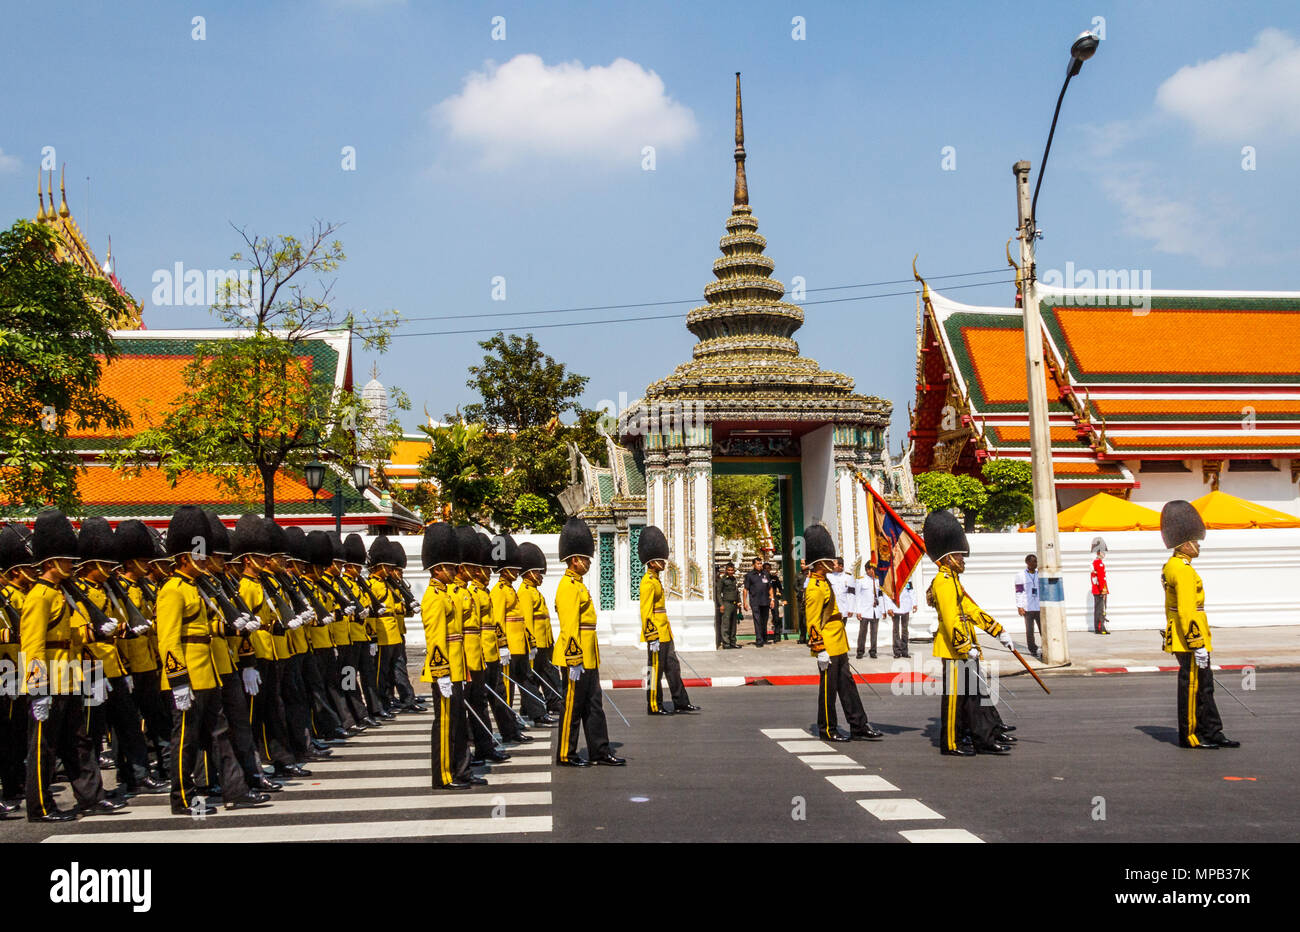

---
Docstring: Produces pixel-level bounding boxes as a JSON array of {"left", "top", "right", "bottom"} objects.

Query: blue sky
[{"left": 4, "top": 1, "right": 1298, "bottom": 450}]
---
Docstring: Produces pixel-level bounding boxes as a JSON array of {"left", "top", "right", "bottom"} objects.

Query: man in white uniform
[{"left": 1014, "top": 553, "right": 1041, "bottom": 658}]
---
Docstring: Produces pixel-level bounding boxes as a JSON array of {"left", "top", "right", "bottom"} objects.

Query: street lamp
[
  {"left": 306, "top": 460, "right": 373, "bottom": 534},
  {"left": 1014, "top": 30, "right": 1100, "bottom": 666},
  {"left": 304, "top": 461, "right": 326, "bottom": 498}
]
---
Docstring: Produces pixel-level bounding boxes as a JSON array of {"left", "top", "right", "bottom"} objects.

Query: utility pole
[{"left": 1015, "top": 161, "right": 1068, "bottom": 665}]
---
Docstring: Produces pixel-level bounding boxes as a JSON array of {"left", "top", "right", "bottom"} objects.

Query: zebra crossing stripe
[
  {"left": 43, "top": 815, "right": 555, "bottom": 844},
  {"left": 68, "top": 791, "right": 553, "bottom": 822}
]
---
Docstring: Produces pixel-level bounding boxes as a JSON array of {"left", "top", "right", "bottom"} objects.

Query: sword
[
  {"left": 531, "top": 671, "right": 565, "bottom": 703},
  {"left": 845, "top": 661, "right": 884, "bottom": 702},
  {"left": 464, "top": 700, "right": 505, "bottom": 750},
  {"left": 500, "top": 668, "right": 547, "bottom": 708},
  {"left": 481, "top": 679, "right": 529, "bottom": 730},
  {"left": 969, "top": 658, "right": 1017, "bottom": 715},
  {"left": 1210, "top": 668, "right": 1257, "bottom": 717},
  {"left": 599, "top": 680, "right": 631, "bottom": 728},
  {"left": 672, "top": 648, "right": 706, "bottom": 683}
]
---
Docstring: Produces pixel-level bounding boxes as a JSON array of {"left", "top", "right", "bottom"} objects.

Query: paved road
[{"left": 8, "top": 671, "right": 1296, "bottom": 843}]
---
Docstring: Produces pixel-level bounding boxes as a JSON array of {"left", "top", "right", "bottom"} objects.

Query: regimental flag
[{"left": 857, "top": 473, "right": 926, "bottom": 602}]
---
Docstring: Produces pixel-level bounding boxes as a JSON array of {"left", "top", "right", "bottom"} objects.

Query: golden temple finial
[
  {"left": 911, "top": 254, "right": 930, "bottom": 302},
  {"left": 37, "top": 169, "right": 47, "bottom": 221},
  {"left": 733, "top": 72, "right": 748, "bottom": 208},
  {"left": 1006, "top": 238, "right": 1023, "bottom": 306},
  {"left": 58, "top": 164, "right": 70, "bottom": 217}
]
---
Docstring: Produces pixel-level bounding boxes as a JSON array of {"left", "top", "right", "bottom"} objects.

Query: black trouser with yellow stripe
[
  {"left": 250, "top": 658, "right": 294, "bottom": 769},
  {"left": 431, "top": 682, "right": 470, "bottom": 787},
  {"left": 465, "top": 669, "right": 496, "bottom": 756},
  {"left": 26, "top": 695, "right": 104, "bottom": 819},
  {"left": 484, "top": 660, "right": 522, "bottom": 740},
  {"left": 939, "top": 657, "right": 1000, "bottom": 751},
  {"left": 130, "top": 669, "right": 172, "bottom": 775},
  {"left": 209, "top": 671, "right": 260, "bottom": 787},
  {"left": 556, "top": 666, "right": 610, "bottom": 762},
  {"left": 509, "top": 654, "right": 547, "bottom": 720},
  {"left": 104, "top": 675, "right": 152, "bottom": 789},
  {"left": 169, "top": 686, "right": 246, "bottom": 813},
  {"left": 532, "top": 651, "right": 564, "bottom": 713},
  {"left": 817, "top": 653, "right": 869, "bottom": 738},
  {"left": 282, "top": 653, "right": 313, "bottom": 759},
  {"left": 1176, "top": 652, "right": 1224, "bottom": 747},
  {"left": 646, "top": 641, "right": 691, "bottom": 713},
  {"left": 303, "top": 649, "right": 343, "bottom": 737},
  {"left": 336, "top": 643, "right": 371, "bottom": 724}
]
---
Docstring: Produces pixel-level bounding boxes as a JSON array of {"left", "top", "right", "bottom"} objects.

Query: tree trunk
[
  {"left": 261, "top": 463, "right": 277, "bottom": 519},
  {"left": 962, "top": 509, "right": 977, "bottom": 533}
]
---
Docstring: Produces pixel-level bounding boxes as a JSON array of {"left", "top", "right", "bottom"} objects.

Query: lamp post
[
  {"left": 1015, "top": 30, "right": 1099, "bottom": 666},
  {"left": 305, "top": 460, "right": 372, "bottom": 535}
]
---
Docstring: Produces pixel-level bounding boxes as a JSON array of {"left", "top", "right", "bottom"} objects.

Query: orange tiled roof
[
  {"left": 1091, "top": 397, "right": 1300, "bottom": 419},
  {"left": 76, "top": 464, "right": 316, "bottom": 505},
  {"left": 385, "top": 438, "right": 430, "bottom": 478},
  {"left": 1107, "top": 433, "right": 1300, "bottom": 452},
  {"left": 961, "top": 328, "right": 1054, "bottom": 406},
  {"left": 1050, "top": 306, "right": 1300, "bottom": 379},
  {"left": 984, "top": 424, "right": 1085, "bottom": 446}
]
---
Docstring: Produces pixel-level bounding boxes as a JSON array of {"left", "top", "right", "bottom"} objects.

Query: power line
[
  {"left": 382, "top": 277, "right": 1016, "bottom": 339},
  {"left": 355, "top": 266, "right": 1010, "bottom": 331}
]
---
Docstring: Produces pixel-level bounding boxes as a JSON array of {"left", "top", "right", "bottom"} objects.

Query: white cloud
[
  {"left": 1098, "top": 170, "right": 1230, "bottom": 266},
  {"left": 1155, "top": 28, "right": 1300, "bottom": 141},
  {"left": 0, "top": 148, "right": 20, "bottom": 173},
  {"left": 433, "top": 54, "right": 697, "bottom": 169}
]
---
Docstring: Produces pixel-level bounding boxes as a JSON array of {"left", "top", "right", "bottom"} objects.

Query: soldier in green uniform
[
  {"left": 1160, "top": 500, "right": 1239, "bottom": 750},
  {"left": 716, "top": 562, "right": 741, "bottom": 649}
]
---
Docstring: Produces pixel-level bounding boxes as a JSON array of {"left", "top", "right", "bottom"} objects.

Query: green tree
[
  {"left": 712, "top": 475, "right": 779, "bottom": 556},
  {"left": 914, "top": 471, "right": 988, "bottom": 532},
  {"left": 510, "top": 492, "right": 560, "bottom": 533},
  {"left": 979, "top": 458, "right": 1035, "bottom": 530},
  {"left": 418, "top": 420, "right": 500, "bottom": 524},
  {"left": 114, "top": 221, "right": 405, "bottom": 517},
  {"left": 0, "top": 219, "right": 133, "bottom": 514},
  {"left": 450, "top": 332, "right": 605, "bottom": 528}
]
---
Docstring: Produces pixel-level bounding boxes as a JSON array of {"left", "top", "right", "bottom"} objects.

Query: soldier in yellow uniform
[
  {"left": 73, "top": 518, "right": 161, "bottom": 796},
  {"left": 156, "top": 506, "right": 265, "bottom": 815},
  {"left": 21, "top": 509, "right": 115, "bottom": 821},
  {"left": 454, "top": 528, "right": 508, "bottom": 763},
  {"left": 637, "top": 526, "right": 700, "bottom": 716},
  {"left": 422, "top": 523, "right": 481, "bottom": 788},
  {"left": 389, "top": 548, "right": 425, "bottom": 712},
  {"left": 368, "top": 537, "right": 405, "bottom": 718},
  {"left": 517, "top": 543, "right": 563, "bottom": 716},
  {"left": 339, "top": 534, "right": 380, "bottom": 728},
  {"left": 494, "top": 535, "right": 555, "bottom": 726},
  {"left": 923, "top": 510, "right": 1014, "bottom": 757},
  {"left": 270, "top": 524, "right": 323, "bottom": 763},
  {"left": 802, "top": 525, "right": 882, "bottom": 743},
  {"left": 112, "top": 520, "right": 172, "bottom": 781},
  {"left": 1, "top": 526, "right": 33, "bottom": 813},
  {"left": 477, "top": 532, "right": 526, "bottom": 743},
  {"left": 553, "top": 518, "right": 625, "bottom": 767},
  {"left": 1160, "top": 501, "right": 1239, "bottom": 750}
]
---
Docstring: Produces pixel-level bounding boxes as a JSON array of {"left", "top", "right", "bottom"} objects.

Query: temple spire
[
  {"left": 58, "top": 163, "right": 70, "bottom": 217},
  {"left": 733, "top": 72, "right": 748, "bottom": 208},
  {"left": 37, "top": 169, "right": 46, "bottom": 220}
]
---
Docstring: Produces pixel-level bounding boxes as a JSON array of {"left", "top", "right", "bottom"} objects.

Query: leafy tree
[
  {"left": 979, "top": 458, "right": 1035, "bottom": 530},
  {"left": 418, "top": 420, "right": 500, "bottom": 524},
  {"left": 712, "top": 475, "right": 779, "bottom": 557},
  {"left": 114, "top": 221, "right": 405, "bottom": 517},
  {"left": 914, "top": 471, "right": 988, "bottom": 532},
  {"left": 446, "top": 332, "right": 605, "bottom": 528},
  {"left": 0, "top": 219, "right": 133, "bottom": 514},
  {"left": 510, "top": 492, "right": 560, "bottom": 533}
]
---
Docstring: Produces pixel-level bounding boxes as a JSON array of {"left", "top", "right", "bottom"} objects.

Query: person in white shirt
[
  {"left": 891, "top": 579, "right": 915, "bottom": 658},
  {"left": 853, "top": 564, "right": 882, "bottom": 659},
  {"left": 1014, "top": 553, "right": 1041, "bottom": 658}
]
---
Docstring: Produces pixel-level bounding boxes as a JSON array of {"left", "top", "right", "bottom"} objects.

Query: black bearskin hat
[
  {"left": 489, "top": 533, "right": 520, "bottom": 572},
  {"left": 31, "top": 509, "right": 78, "bottom": 563},
  {"left": 77, "top": 516, "right": 117, "bottom": 565},
  {"left": 166, "top": 506, "right": 210, "bottom": 558},
  {"left": 559, "top": 517, "right": 595, "bottom": 561},
  {"left": 231, "top": 514, "right": 268, "bottom": 558},
  {"left": 922, "top": 510, "right": 969, "bottom": 564},
  {"left": 1160, "top": 500, "right": 1206, "bottom": 550},
  {"left": 422, "top": 522, "right": 459, "bottom": 570},
  {"left": 306, "top": 530, "right": 334, "bottom": 568},
  {"left": 203, "top": 510, "right": 232, "bottom": 556},
  {"left": 637, "top": 525, "right": 669, "bottom": 565},
  {"left": 802, "top": 524, "right": 837, "bottom": 566},
  {"left": 343, "top": 533, "right": 367, "bottom": 566},
  {"left": 518, "top": 541, "right": 546, "bottom": 576},
  {"left": 115, "top": 519, "right": 155, "bottom": 564}
]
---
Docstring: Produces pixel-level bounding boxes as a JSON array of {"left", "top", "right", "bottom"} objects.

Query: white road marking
[
  {"left": 857, "top": 798, "right": 944, "bottom": 821},
  {"left": 777, "top": 740, "right": 838, "bottom": 754},
  {"left": 899, "top": 828, "right": 984, "bottom": 843},
  {"left": 761, "top": 728, "right": 812, "bottom": 739},
  {"left": 75, "top": 791, "right": 552, "bottom": 821},
  {"left": 44, "top": 815, "right": 554, "bottom": 843},
  {"left": 797, "top": 755, "right": 865, "bottom": 770},
  {"left": 824, "top": 775, "right": 899, "bottom": 793}
]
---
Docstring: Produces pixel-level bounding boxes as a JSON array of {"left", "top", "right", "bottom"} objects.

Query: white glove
[
  {"left": 967, "top": 646, "right": 981, "bottom": 662},
  {"left": 233, "top": 616, "right": 248, "bottom": 631},
  {"left": 344, "top": 605, "right": 356, "bottom": 617},
  {"left": 132, "top": 624, "right": 151, "bottom": 636},
  {"left": 287, "top": 616, "right": 303, "bottom": 630},
  {"left": 172, "top": 683, "right": 193, "bottom": 711},
  {"left": 437, "top": 676, "right": 452, "bottom": 698},
  {"left": 86, "top": 678, "right": 107, "bottom": 707},
  {"left": 568, "top": 665, "right": 582, "bottom": 681},
  {"left": 817, "top": 650, "right": 830, "bottom": 671},
  {"left": 998, "top": 630, "right": 1015, "bottom": 650},
  {"left": 32, "top": 695, "right": 52, "bottom": 721},
  {"left": 499, "top": 648, "right": 511, "bottom": 662},
  {"left": 322, "top": 613, "right": 334, "bottom": 625},
  {"left": 1194, "top": 647, "right": 1210, "bottom": 669},
  {"left": 123, "top": 675, "right": 134, "bottom": 693},
  {"left": 245, "top": 617, "right": 261, "bottom": 631},
  {"left": 99, "top": 622, "right": 118, "bottom": 636},
  {"left": 242, "top": 667, "right": 261, "bottom": 696},
  {"left": 528, "top": 648, "right": 537, "bottom": 661},
  {"left": 369, "top": 643, "right": 378, "bottom": 656},
  {"left": 648, "top": 641, "right": 659, "bottom": 653}
]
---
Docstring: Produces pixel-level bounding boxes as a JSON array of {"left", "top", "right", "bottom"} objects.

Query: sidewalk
[{"left": 593, "top": 626, "right": 1300, "bottom": 687}]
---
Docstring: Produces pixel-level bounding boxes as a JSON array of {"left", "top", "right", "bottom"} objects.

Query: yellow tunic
[
  {"left": 118, "top": 577, "right": 159, "bottom": 674},
  {"left": 304, "top": 578, "right": 336, "bottom": 650},
  {"left": 455, "top": 581, "right": 484, "bottom": 672},
  {"left": 1162, "top": 555, "right": 1212, "bottom": 653},
  {"left": 638, "top": 571, "right": 673, "bottom": 644},
  {"left": 421, "top": 579, "right": 460, "bottom": 683},
  {"left": 552, "top": 570, "right": 599, "bottom": 669},
  {"left": 473, "top": 580, "right": 499, "bottom": 663},
  {"left": 520, "top": 580, "right": 553, "bottom": 651},
  {"left": 494, "top": 579, "right": 527, "bottom": 654},
  {"left": 0, "top": 581, "right": 24, "bottom": 668},
  {"left": 371, "top": 576, "right": 403, "bottom": 647},
  {"left": 156, "top": 571, "right": 220, "bottom": 691},
  {"left": 20, "top": 580, "right": 85, "bottom": 696},
  {"left": 805, "top": 575, "right": 848, "bottom": 657},
  {"left": 926, "top": 564, "right": 1005, "bottom": 660},
  {"left": 323, "top": 573, "right": 353, "bottom": 646},
  {"left": 74, "top": 581, "right": 127, "bottom": 679}
]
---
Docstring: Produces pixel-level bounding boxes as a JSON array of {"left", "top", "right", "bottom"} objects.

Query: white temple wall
[
  {"left": 801, "top": 424, "right": 836, "bottom": 529},
  {"left": 1216, "top": 464, "right": 1300, "bottom": 514},
  {"left": 1126, "top": 464, "right": 1207, "bottom": 507}
]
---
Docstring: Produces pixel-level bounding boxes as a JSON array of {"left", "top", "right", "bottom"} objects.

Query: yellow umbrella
[
  {"left": 1024, "top": 492, "right": 1162, "bottom": 532},
  {"left": 1190, "top": 490, "right": 1300, "bottom": 529}
]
